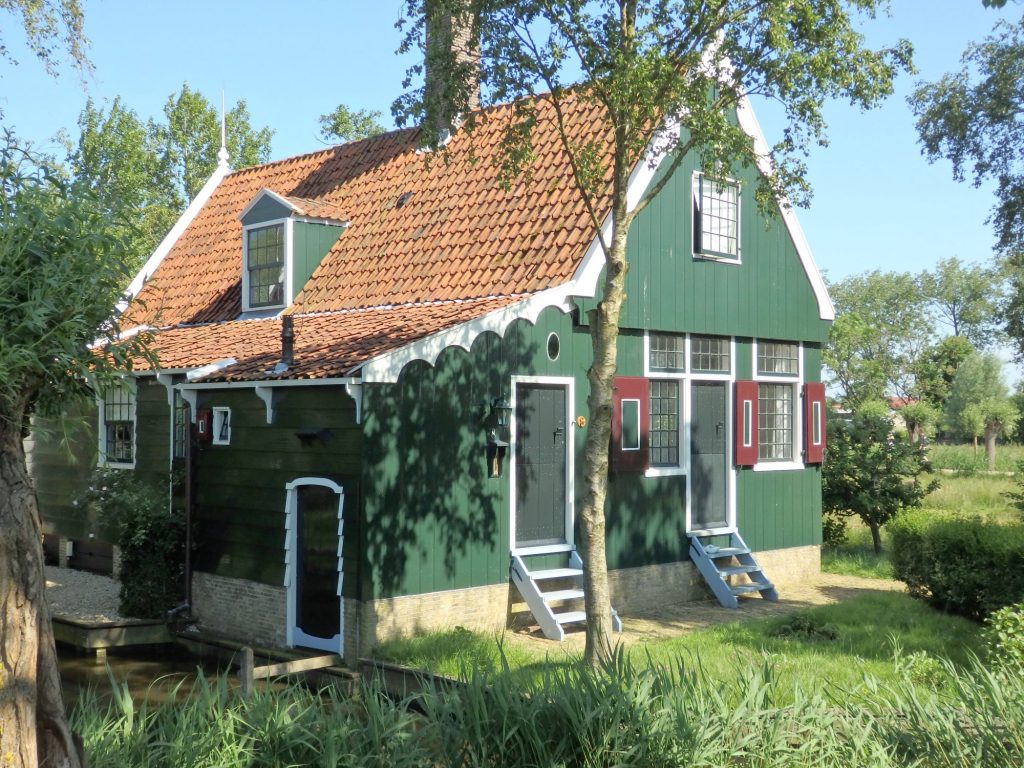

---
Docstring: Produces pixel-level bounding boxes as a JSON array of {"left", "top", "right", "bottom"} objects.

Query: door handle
[
  {"left": 553, "top": 427, "right": 565, "bottom": 444},
  {"left": 716, "top": 421, "right": 724, "bottom": 434}
]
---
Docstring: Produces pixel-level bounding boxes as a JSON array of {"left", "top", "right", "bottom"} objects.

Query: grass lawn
[
  {"left": 927, "top": 441, "right": 1024, "bottom": 474},
  {"left": 374, "top": 591, "right": 982, "bottom": 696}
]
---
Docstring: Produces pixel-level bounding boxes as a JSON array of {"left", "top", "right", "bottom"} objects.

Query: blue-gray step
[
  {"left": 510, "top": 549, "right": 623, "bottom": 641},
  {"left": 689, "top": 530, "right": 778, "bottom": 609}
]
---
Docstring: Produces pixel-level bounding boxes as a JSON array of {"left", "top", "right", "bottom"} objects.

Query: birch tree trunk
[{"left": 0, "top": 401, "right": 85, "bottom": 768}]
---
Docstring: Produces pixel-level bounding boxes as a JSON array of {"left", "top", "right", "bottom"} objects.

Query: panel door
[
  {"left": 293, "top": 483, "right": 342, "bottom": 651},
  {"left": 515, "top": 383, "right": 568, "bottom": 548},
  {"left": 690, "top": 381, "right": 729, "bottom": 531}
]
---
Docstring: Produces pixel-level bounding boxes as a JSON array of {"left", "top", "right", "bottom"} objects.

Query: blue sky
[{"left": 0, "top": 0, "right": 1018, "bottom": 287}]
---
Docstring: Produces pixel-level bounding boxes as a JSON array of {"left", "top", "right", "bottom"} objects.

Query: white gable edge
[{"left": 117, "top": 164, "right": 231, "bottom": 316}]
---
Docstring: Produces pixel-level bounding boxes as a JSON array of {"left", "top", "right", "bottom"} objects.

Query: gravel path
[{"left": 45, "top": 565, "right": 127, "bottom": 623}]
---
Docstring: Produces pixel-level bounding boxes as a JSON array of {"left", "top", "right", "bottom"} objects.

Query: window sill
[
  {"left": 692, "top": 252, "right": 742, "bottom": 265},
  {"left": 99, "top": 460, "right": 135, "bottom": 470},
  {"left": 752, "top": 461, "right": 804, "bottom": 472},
  {"left": 645, "top": 466, "right": 685, "bottom": 478}
]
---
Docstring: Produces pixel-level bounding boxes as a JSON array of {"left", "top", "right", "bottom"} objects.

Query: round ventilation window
[{"left": 547, "top": 332, "right": 560, "bottom": 361}]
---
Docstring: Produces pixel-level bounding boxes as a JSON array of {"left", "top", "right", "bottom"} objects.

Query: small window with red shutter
[
  {"left": 803, "top": 382, "right": 827, "bottom": 464},
  {"left": 612, "top": 376, "right": 649, "bottom": 472}
]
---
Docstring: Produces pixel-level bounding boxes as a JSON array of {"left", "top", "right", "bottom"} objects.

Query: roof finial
[{"left": 217, "top": 89, "right": 229, "bottom": 169}]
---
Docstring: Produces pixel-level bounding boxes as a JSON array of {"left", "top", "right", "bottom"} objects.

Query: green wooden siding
[
  {"left": 32, "top": 375, "right": 172, "bottom": 542},
  {"left": 362, "top": 304, "right": 823, "bottom": 600},
  {"left": 240, "top": 196, "right": 291, "bottom": 227},
  {"left": 578, "top": 143, "right": 829, "bottom": 344},
  {"left": 292, "top": 221, "right": 343, "bottom": 302},
  {"left": 192, "top": 386, "right": 361, "bottom": 594}
]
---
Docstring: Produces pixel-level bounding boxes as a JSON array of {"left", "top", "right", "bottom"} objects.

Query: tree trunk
[
  {"left": 578, "top": 173, "right": 632, "bottom": 668},
  {"left": 984, "top": 423, "right": 998, "bottom": 472},
  {"left": 0, "top": 404, "right": 85, "bottom": 768},
  {"left": 973, "top": 436, "right": 978, "bottom": 459},
  {"left": 869, "top": 521, "right": 883, "bottom": 555}
]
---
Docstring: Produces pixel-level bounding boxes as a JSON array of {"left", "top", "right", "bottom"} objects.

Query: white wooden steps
[
  {"left": 510, "top": 549, "right": 623, "bottom": 641},
  {"left": 689, "top": 530, "right": 778, "bottom": 608}
]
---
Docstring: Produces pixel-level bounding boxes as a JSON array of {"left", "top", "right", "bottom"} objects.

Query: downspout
[{"left": 184, "top": 408, "right": 195, "bottom": 610}]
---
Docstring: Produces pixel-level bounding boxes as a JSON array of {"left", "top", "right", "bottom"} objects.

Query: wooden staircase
[
  {"left": 510, "top": 549, "right": 623, "bottom": 641},
  {"left": 689, "top": 530, "right": 778, "bottom": 608}
]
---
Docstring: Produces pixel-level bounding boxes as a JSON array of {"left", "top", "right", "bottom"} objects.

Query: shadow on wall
[{"left": 362, "top": 328, "right": 539, "bottom": 599}]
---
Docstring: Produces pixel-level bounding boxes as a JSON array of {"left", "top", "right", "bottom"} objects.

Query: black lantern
[{"left": 491, "top": 396, "right": 513, "bottom": 428}]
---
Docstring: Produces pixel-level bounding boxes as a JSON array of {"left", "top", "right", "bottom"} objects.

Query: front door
[
  {"left": 515, "top": 383, "right": 568, "bottom": 549},
  {"left": 286, "top": 478, "right": 344, "bottom": 653},
  {"left": 690, "top": 382, "right": 729, "bottom": 531}
]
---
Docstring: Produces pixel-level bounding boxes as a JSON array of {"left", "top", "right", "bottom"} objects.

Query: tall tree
[
  {"left": 919, "top": 257, "right": 1005, "bottom": 348},
  {"left": 944, "top": 351, "right": 1018, "bottom": 470},
  {"left": 910, "top": 16, "right": 1024, "bottom": 257},
  {"left": 150, "top": 83, "right": 274, "bottom": 207},
  {"left": 63, "top": 87, "right": 274, "bottom": 270},
  {"left": 824, "top": 271, "right": 931, "bottom": 403},
  {"left": 396, "top": 0, "right": 911, "bottom": 663},
  {"left": 319, "top": 104, "right": 387, "bottom": 143},
  {"left": 913, "top": 334, "right": 977, "bottom": 411},
  {"left": 0, "top": 132, "right": 144, "bottom": 768},
  {"left": 0, "top": 0, "right": 88, "bottom": 76}
]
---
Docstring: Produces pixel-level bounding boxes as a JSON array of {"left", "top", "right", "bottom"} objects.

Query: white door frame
[
  {"left": 284, "top": 477, "right": 345, "bottom": 653},
  {"left": 509, "top": 375, "right": 575, "bottom": 556}
]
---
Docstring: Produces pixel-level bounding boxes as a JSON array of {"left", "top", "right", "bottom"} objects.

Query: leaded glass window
[
  {"left": 695, "top": 176, "right": 739, "bottom": 258},
  {"left": 649, "top": 380, "right": 680, "bottom": 467},
  {"left": 247, "top": 224, "right": 285, "bottom": 308},
  {"left": 690, "top": 335, "right": 730, "bottom": 373},
  {"left": 757, "top": 341, "right": 799, "bottom": 376},
  {"left": 758, "top": 383, "right": 793, "bottom": 461},
  {"left": 103, "top": 383, "right": 135, "bottom": 464},
  {"left": 649, "top": 333, "right": 685, "bottom": 372}
]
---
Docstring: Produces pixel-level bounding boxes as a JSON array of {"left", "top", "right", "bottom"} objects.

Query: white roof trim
[
  {"left": 237, "top": 187, "right": 300, "bottom": 222},
  {"left": 117, "top": 164, "right": 231, "bottom": 316},
  {"left": 734, "top": 95, "right": 834, "bottom": 321},
  {"left": 186, "top": 358, "right": 238, "bottom": 382}
]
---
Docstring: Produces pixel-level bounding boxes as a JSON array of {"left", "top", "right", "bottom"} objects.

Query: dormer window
[
  {"left": 246, "top": 223, "right": 286, "bottom": 308},
  {"left": 238, "top": 188, "right": 349, "bottom": 315}
]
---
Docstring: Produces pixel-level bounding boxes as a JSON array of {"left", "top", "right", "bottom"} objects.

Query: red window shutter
[
  {"left": 612, "top": 376, "right": 649, "bottom": 472},
  {"left": 804, "top": 382, "right": 827, "bottom": 464},
  {"left": 734, "top": 380, "right": 758, "bottom": 466}
]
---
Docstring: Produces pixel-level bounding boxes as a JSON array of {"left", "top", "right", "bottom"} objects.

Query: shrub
[
  {"left": 894, "top": 650, "right": 948, "bottom": 688},
  {"left": 769, "top": 613, "right": 840, "bottom": 642},
  {"left": 822, "top": 512, "right": 848, "bottom": 549},
  {"left": 983, "top": 603, "right": 1024, "bottom": 673},
  {"left": 76, "top": 469, "right": 184, "bottom": 619},
  {"left": 890, "top": 510, "right": 1024, "bottom": 621}
]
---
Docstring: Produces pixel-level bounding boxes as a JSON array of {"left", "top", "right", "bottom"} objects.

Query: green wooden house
[{"left": 32, "top": 89, "right": 832, "bottom": 659}]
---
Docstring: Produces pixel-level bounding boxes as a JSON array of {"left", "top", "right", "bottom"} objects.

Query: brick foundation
[{"left": 192, "top": 545, "right": 820, "bottom": 657}]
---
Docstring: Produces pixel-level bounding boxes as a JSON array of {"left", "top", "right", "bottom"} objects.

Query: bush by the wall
[
  {"left": 890, "top": 511, "right": 1024, "bottom": 621},
  {"left": 76, "top": 469, "right": 184, "bottom": 619},
  {"left": 983, "top": 603, "right": 1024, "bottom": 673}
]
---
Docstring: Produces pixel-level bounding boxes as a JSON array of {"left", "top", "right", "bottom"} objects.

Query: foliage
[
  {"left": 0, "top": 0, "right": 89, "bottom": 76},
  {"left": 982, "top": 602, "right": 1024, "bottom": 674},
  {"left": 899, "top": 399, "right": 940, "bottom": 442},
  {"left": 927, "top": 442, "right": 1024, "bottom": 476},
  {"left": 821, "top": 512, "right": 848, "bottom": 550},
  {"left": 890, "top": 510, "right": 1024, "bottom": 620},
  {"left": 893, "top": 647, "right": 949, "bottom": 690},
  {"left": 75, "top": 469, "right": 183, "bottom": 619},
  {"left": 825, "top": 271, "right": 929, "bottom": 404},
  {"left": 1008, "top": 460, "right": 1024, "bottom": 516},
  {"left": 319, "top": 103, "right": 386, "bottom": 143},
  {"left": 62, "top": 86, "right": 274, "bottom": 269},
  {"left": 911, "top": 16, "right": 1024, "bottom": 258},
  {"left": 943, "top": 351, "right": 1018, "bottom": 470},
  {"left": 919, "top": 257, "right": 1006, "bottom": 348},
  {"left": 0, "top": 130, "right": 144, "bottom": 418},
  {"left": 768, "top": 613, "right": 840, "bottom": 643},
  {"left": 913, "top": 335, "right": 976, "bottom": 412},
  {"left": 822, "top": 410, "right": 938, "bottom": 554},
  {"left": 395, "top": 0, "right": 911, "bottom": 665}
]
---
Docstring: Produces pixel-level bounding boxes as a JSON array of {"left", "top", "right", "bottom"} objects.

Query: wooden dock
[{"left": 52, "top": 615, "right": 172, "bottom": 656}]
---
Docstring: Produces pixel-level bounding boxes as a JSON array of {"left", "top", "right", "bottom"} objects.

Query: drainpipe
[{"left": 184, "top": 410, "right": 194, "bottom": 610}]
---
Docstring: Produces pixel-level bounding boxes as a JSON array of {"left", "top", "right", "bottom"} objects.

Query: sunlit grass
[{"left": 927, "top": 442, "right": 1024, "bottom": 474}]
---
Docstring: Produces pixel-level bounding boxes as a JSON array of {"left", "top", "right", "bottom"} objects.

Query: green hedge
[{"left": 891, "top": 511, "right": 1024, "bottom": 621}]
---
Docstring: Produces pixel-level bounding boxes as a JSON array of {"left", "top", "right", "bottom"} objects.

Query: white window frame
[
  {"left": 241, "top": 217, "right": 293, "bottom": 312},
  {"left": 97, "top": 377, "right": 137, "bottom": 470},
  {"left": 692, "top": 171, "right": 742, "bottom": 263},
  {"left": 752, "top": 339, "right": 804, "bottom": 472},
  {"left": 212, "top": 407, "right": 232, "bottom": 446}
]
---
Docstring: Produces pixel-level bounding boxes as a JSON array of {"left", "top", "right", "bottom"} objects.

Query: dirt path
[{"left": 507, "top": 572, "right": 904, "bottom": 652}]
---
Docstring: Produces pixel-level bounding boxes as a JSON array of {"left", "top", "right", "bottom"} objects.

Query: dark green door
[
  {"left": 515, "top": 383, "right": 568, "bottom": 547},
  {"left": 690, "top": 382, "right": 728, "bottom": 530},
  {"left": 295, "top": 484, "right": 340, "bottom": 646}
]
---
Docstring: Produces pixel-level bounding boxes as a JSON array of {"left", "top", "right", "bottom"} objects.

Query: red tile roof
[{"left": 122, "top": 91, "right": 615, "bottom": 379}]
